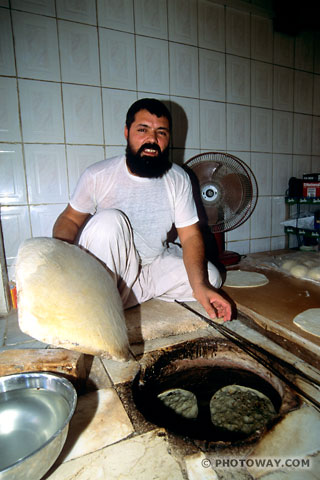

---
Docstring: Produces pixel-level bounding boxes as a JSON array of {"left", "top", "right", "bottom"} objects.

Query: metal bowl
[{"left": 0, "top": 372, "right": 77, "bottom": 480}]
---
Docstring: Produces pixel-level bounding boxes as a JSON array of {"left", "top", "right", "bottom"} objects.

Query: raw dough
[
  {"left": 224, "top": 270, "right": 269, "bottom": 288},
  {"left": 157, "top": 388, "right": 198, "bottom": 419},
  {"left": 290, "top": 264, "right": 308, "bottom": 278},
  {"left": 293, "top": 308, "right": 320, "bottom": 337},
  {"left": 16, "top": 237, "right": 130, "bottom": 361},
  {"left": 281, "top": 259, "right": 297, "bottom": 271},
  {"left": 210, "top": 385, "right": 276, "bottom": 436},
  {"left": 307, "top": 267, "right": 320, "bottom": 281}
]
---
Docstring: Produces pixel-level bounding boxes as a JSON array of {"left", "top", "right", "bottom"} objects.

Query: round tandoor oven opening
[{"left": 132, "top": 338, "right": 300, "bottom": 446}]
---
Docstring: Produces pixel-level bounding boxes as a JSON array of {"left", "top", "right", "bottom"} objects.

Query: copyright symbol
[{"left": 201, "top": 458, "right": 211, "bottom": 468}]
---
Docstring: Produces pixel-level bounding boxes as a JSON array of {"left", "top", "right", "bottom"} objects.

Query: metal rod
[{"left": 175, "top": 300, "right": 320, "bottom": 411}]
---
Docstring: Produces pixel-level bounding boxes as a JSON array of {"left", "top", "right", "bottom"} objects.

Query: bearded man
[{"left": 53, "top": 98, "right": 231, "bottom": 321}]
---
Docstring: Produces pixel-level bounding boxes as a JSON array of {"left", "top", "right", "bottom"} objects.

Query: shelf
[
  {"left": 285, "top": 197, "right": 320, "bottom": 205},
  {"left": 284, "top": 226, "right": 320, "bottom": 238}
]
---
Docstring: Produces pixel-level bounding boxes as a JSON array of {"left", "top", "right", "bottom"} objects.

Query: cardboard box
[
  {"left": 303, "top": 173, "right": 320, "bottom": 181},
  {"left": 303, "top": 182, "right": 320, "bottom": 197}
]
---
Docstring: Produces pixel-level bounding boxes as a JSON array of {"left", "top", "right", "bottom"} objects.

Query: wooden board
[{"left": 222, "top": 268, "right": 320, "bottom": 357}]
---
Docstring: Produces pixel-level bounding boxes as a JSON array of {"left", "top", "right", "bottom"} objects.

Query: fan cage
[{"left": 185, "top": 152, "right": 258, "bottom": 233}]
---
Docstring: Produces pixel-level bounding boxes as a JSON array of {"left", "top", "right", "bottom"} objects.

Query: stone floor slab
[{"left": 47, "top": 429, "right": 184, "bottom": 480}]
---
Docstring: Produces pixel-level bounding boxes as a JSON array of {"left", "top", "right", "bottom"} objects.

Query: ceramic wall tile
[
  {"left": 226, "top": 55, "right": 250, "bottom": 105},
  {"left": 102, "top": 89, "right": 137, "bottom": 145},
  {"left": 294, "top": 71, "right": 313, "bottom": 114},
  {"left": 168, "top": 0, "right": 197, "bottom": 46},
  {"left": 198, "top": 0, "right": 225, "bottom": 52},
  {"left": 295, "top": 32, "right": 314, "bottom": 72},
  {"left": 58, "top": 21, "right": 100, "bottom": 86},
  {"left": 293, "top": 114, "right": 312, "bottom": 155},
  {"left": 1, "top": 206, "right": 31, "bottom": 267},
  {"left": 250, "top": 236, "right": 271, "bottom": 253},
  {"left": 171, "top": 96, "right": 199, "bottom": 149},
  {"left": 30, "top": 204, "right": 66, "bottom": 237},
  {"left": 271, "top": 235, "right": 286, "bottom": 251},
  {"left": 226, "top": 7, "right": 250, "bottom": 58},
  {"left": 136, "top": 36, "right": 169, "bottom": 94},
  {"left": 272, "top": 111, "right": 293, "bottom": 154},
  {"left": 169, "top": 43, "right": 198, "bottom": 98},
  {"left": 24, "top": 144, "right": 68, "bottom": 203},
  {"left": 19, "top": 79, "right": 64, "bottom": 143},
  {"left": 200, "top": 100, "right": 226, "bottom": 150},
  {"left": 227, "top": 219, "right": 250, "bottom": 242},
  {"left": 311, "top": 154, "right": 320, "bottom": 171},
  {"left": 12, "top": 11, "right": 60, "bottom": 81},
  {"left": 225, "top": 239, "right": 249, "bottom": 255},
  {"left": 0, "top": 9, "right": 15, "bottom": 76},
  {"left": 171, "top": 148, "right": 198, "bottom": 166},
  {"left": 0, "top": 77, "right": 21, "bottom": 142},
  {"left": 99, "top": 29, "right": 136, "bottom": 90},
  {"left": 273, "top": 66, "right": 294, "bottom": 112},
  {"left": 251, "top": 107, "right": 272, "bottom": 152},
  {"left": 312, "top": 117, "right": 320, "bottom": 156},
  {"left": 56, "top": 0, "right": 97, "bottom": 25},
  {"left": 251, "top": 14, "right": 273, "bottom": 63},
  {"left": 97, "top": 0, "right": 134, "bottom": 33},
  {"left": 105, "top": 145, "right": 126, "bottom": 158},
  {"left": 226, "top": 104, "right": 250, "bottom": 151},
  {"left": 0, "top": 0, "right": 9, "bottom": 6},
  {"left": 11, "top": 0, "right": 55, "bottom": 16},
  {"left": 251, "top": 60, "right": 273, "bottom": 108},
  {"left": 199, "top": 49, "right": 225, "bottom": 102},
  {"left": 134, "top": 0, "right": 168, "bottom": 39},
  {"left": 293, "top": 155, "right": 311, "bottom": 178},
  {"left": 273, "top": 31, "right": 294, "bottom": 68},
  {"left": 63, "top": 84, "right": 103, "bottom": 144},
  {"left": 250, "top": 152, "right": 272, "bottom": 196},
  {"left": 0, "top": 144, "right": 26, "bottom": 205},
  {"left": 271, "top": 196, "right": 286, "bottom": 236},
  {"left": 250, "top": 196, "right": 271, "bottom": 238},
  {"left": 272, "top": 154, "right": 292, "bottom": 195},
  {"left": 313, "top": 75, "right": 320, "bottom": 115},
  {"left": 67, "top": 145, "right": 105, "bottom": 195},
  {"left": 232, "top": 151, "right": 251, "bottom": 167}
]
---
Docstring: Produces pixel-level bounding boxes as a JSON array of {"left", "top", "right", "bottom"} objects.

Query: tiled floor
[{"left": 1, "top": 301, "right": 320, "bottom": 479}]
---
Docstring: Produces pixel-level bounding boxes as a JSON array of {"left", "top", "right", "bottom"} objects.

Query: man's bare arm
[
  {"left": 177, "top": 223, "right": 232, "bottom": 322},
  {"left": 53, "top": 204, "right": 89, "bottom": 243}
]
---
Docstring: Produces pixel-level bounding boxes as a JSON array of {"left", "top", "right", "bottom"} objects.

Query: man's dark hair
[{"left": 126, "top": 98, "right": 172, "bottom": 132}]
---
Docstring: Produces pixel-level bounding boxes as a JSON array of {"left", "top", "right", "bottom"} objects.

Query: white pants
[{"left": 78, "top": 209, "right": 222, "bottom": 309}]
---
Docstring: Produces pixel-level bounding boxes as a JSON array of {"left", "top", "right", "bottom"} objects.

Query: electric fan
[{"left": 185, "top": 152, "right": 258, "bottom": 266}]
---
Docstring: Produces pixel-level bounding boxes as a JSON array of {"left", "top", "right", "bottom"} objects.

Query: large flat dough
[
  {"left": 16, "top": 237, "right": 130, "bottom": 361},
  {"left": 293, "top": 308, "right": 320, "bottom": 337},
  {"left": 224, "top": 270, "right": 269, "bottom": 288}
]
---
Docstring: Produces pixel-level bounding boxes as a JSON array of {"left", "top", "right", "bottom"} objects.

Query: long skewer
[{"left": 175, "top": 300, "right": 320, "bottom": 411}]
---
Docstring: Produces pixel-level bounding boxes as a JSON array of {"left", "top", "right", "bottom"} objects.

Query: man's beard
[{"left": 126, "top": 142, "right": 172, "bottom": 179}]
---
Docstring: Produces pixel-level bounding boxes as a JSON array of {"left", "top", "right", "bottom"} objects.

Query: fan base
[{"left": 218, "top": 250, "right": 241, "bottom": 267}]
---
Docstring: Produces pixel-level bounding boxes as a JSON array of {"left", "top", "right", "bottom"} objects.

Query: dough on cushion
[
  {"left": 224, "top": 270, "right": 269, "bottom": 288},
  {"left": 293, "top": 308, "right": 320, "bottom": 337},
  {"left": 16, "top": 237, "right": 130, "bottom": 361}
]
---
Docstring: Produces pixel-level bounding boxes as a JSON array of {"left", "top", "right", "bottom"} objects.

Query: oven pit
[{"left": 132, "top": 337, "right": 301, "bottom": 449}]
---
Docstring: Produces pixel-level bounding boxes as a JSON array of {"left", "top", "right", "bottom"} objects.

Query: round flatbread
[
  {"left": 210, "top": 385, "right": 276, "bottom": 435},
  {"left": 224, "top": 270, "right": 269, "bottom": 288},
  {"left": 157, "top": 388, "right": 198, "bottom": 419},
  {"left": 293, "top": 308, "right": 320, "bottom": 337}
]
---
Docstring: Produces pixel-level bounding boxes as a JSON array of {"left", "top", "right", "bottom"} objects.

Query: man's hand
[{"left": 192, "top": 284, "right": 232, "bottom": 322}]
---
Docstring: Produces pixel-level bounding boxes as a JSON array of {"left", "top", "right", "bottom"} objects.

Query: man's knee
[{"left": 79, "top": 209, "right": 131, "bottom": 245}]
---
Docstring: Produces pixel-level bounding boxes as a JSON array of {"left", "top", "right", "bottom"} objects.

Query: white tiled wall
[{"left": 0, "top": 0, "right": 320, "bottom": 280}]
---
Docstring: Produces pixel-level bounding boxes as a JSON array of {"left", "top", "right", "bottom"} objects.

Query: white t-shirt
[{"left": 70, "top": 155, "right": 198, "bottom": 264}]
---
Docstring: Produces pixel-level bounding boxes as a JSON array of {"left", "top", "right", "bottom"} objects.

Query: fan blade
[{"left": 188, "top": 160, "right": 220, "bottom": 186}]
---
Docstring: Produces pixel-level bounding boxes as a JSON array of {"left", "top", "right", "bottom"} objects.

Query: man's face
[{"left": 124, "top": 109, "right": 171, "bottom": 178}]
